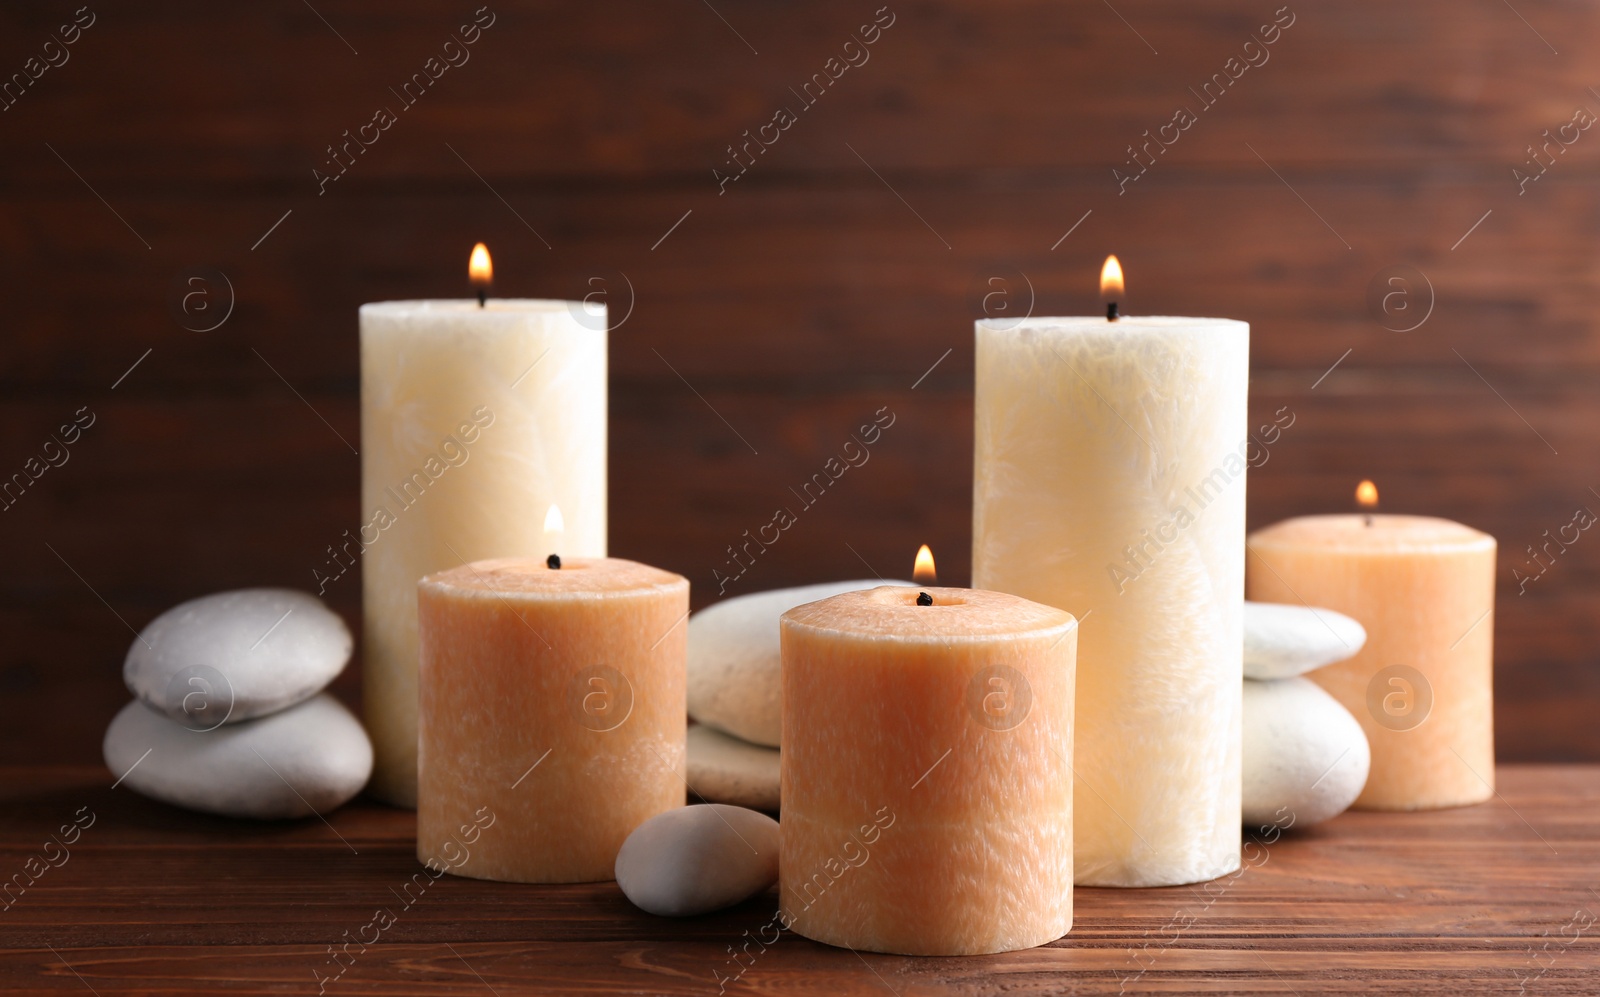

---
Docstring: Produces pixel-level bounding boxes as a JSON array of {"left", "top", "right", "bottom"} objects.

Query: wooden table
[{"left": 1, "top": 764, "right": 1596, "bottom": 995}]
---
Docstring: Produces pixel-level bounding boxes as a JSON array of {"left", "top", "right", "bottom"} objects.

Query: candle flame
[
  {"left": 1356, "top": 480, "right": 1378, "bottom": 509},
  {"left": 912, "top": 544, "right": 937, "bottom": 585},
  {"left": 543, "top": 503, "right": 564, "bottom": 535},
  {"left": 469, "top": 243, "right": 493, "bottom": 287},
  {"left": 1100, "top": 255, "right": 1124, "bottom": 299}
]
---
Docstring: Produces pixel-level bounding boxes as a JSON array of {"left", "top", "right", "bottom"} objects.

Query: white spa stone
[
  {"left": 103, "top": 693, "right": 373, "bottom": 819},
  {"left": 688, "top": 579, "right": 913, "bottom": 747},
  {"left": 1242, "top": 677, "right": 1370, "bottom": 828},
  {"left": 615, "top": 804, "right": 780, "bottom": 916},
  {"left": 686, "top": 724, "right": 780, "bottom": 812},
  {"left": 1243, "top": 600, "right": 1367, "bottom": 680},
  {"left": 124, "top": 588, "right": 352, "bottom": 727}
]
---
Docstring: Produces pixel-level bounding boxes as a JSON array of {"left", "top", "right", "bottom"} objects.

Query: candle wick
[
  {"left": 546, "top": 554, "right": 561, "bottom": 569},
  {"left": 477, "top": 289, "right": 488, "bottom": 309},
  {"left": 1364, "top": 514, "right": 1373, "bottom": 527},
  {"left": 1106, "top": 301, "right": 1119, "bottom": 322},
  {"left": 916, "top": 592, "right": 933, "bottom": 606}
]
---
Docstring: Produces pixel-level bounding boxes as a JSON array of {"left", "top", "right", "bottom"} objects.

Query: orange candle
[
  {"left": 417, "top": 555, "right": 688, "bottom": 882},
  {"left": 779, "top": 585, "right": 1077, "bottom": 955},
  {"left": 1246, "top": 483, "right": 1496, "bottom": 811}
]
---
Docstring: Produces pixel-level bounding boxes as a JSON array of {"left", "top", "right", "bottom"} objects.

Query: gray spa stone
[
  {"left": 124, "top": 588, "right": 352, "bottom": 727},
  {"left": 1243, "top": 600, "right": 1367, "bottom": 680},
  {"left": 1242, "top": 676, "right": 1370, "bottom": 828},
  {"left": 615, "top": 804, "right": 779, "bottom": 916},
  {"left": 103, "top": 693, "right": 372, "bottom": 819},
  {"left": 688, "top": 579, "right": 913, "bottom": 747},
  {"left": 686, "top": 724, "right": 780, "bottom": 812}
]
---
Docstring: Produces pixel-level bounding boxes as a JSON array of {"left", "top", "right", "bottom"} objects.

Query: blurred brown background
[{"left": 2, "top": 1, "right": 1596, "bottom": 765}]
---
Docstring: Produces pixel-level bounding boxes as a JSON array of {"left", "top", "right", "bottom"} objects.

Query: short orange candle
[
  {"left": 1246, "top": 487, "right": 1496, "bottom": 811},
  {"left": 417, "top": 556, "right": 688, "bottom": 882},
  {"left": 779, "top": 585, "right": 1077, "bottom": 955}
]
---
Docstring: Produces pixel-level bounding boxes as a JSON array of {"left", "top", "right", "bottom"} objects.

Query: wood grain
[
  {"left": 1, "top": 765, "right": 1598, "bottom": 994},
  {"left": 5, "top": 2, "right": 1600, "bottom": 180},
  {"left": 2, "top": 1, "right": 1600, "bottom": 762}
]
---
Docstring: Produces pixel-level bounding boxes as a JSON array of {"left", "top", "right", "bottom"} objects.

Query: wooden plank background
[{"left": 2, "top": 1, "right": 1598, "bottom": 763}]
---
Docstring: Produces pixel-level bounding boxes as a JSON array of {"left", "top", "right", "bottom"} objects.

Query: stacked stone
[
  {"left": 1242, "top": 601, "right": 1372, "bottom": 828},
  {"left": 684, "top": 580, "right": 913, "bottom": 812},
  {"left": 103, "top": 589, "right": 371, "bottom": 819}
]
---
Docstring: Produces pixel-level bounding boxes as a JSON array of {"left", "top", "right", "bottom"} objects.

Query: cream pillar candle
[
  {"left": 417, "top": 556, "right": 688, "bottom": 882},
  {"left": 361, "top": 278, "right": 605, "bottom": 807},
  {"left": 779, "top": 585, "right": 1077, "bottom": 956},
  {"left": 1246, "top": 497, "right": 1496, "bottom": 811},
  {"left": 973, "top": 290, "right": 1248, "bottom": 887}
]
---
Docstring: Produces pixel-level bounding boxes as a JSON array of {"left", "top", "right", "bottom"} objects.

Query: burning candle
[
  {"left": 972, "top": 256, "right": 1248, "bottom": 887},
  {"left": 779, "top": 574, "right": 1078, "bottom": 955},
  {"left": 360, "top": 245, "right": 607, "bottom": 807},
  {"left": 1246, "top": 481, "right": 1497, "bottom": 810},
  {"left": 417, "top": 549, "right": 689, "bottom": 882}
]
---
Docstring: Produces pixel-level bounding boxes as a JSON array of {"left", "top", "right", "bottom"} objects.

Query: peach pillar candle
[
  {"left": 1246, "top": 499, "right": 1496, "bottom": 811},
  {"left": 417, "top": 556, "right": 688, "bottom": 882},
  {"left": 779, "top": 585, "right": 1077, "bottom": 956}
]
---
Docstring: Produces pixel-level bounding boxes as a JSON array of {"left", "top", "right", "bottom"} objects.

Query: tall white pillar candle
[
  {"left": 973, "top": 313, "right": 1248, "bottom": 887},
  {"left": 360, "top": 298, "right": 606, "bottom": 807}
]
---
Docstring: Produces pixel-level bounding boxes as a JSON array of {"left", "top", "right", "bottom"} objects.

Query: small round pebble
[
  {"left": 124, "top": 588, "right": 352, "bottom": 725},
  {"left": 687, "top": 725, "right": 780, "bottom": 812},
  {"left": 615, "top": 804, "right": 779, "bottom": 916},
  {"left": 1243, "top": 601, "right": 1367, "bottom": 680},
  {"left": 1243, "top": 677, "right": 1370, "bottom": 828},
  {"left": 689, "top": 580, "right": 911, "bottom": 747},
  {"left": 103, "top": 693, "right": 373, "bottom": 819}
]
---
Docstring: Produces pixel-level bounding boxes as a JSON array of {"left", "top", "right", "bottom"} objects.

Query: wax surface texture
[
  {"left": 417, "top": 556, "right": 686, "bottom": 883},
  {"left": 973, "top": 316, "right": 1248, "bottom": 887},
  {"left": 1246, "top": 514, "right": 1496, "bottom": 811},
  {"left": 361, "top": 299, "right": 606, "bottom": 807},
  {"left": 780, "top": 585, "right": 1077, "bottom": 955}
]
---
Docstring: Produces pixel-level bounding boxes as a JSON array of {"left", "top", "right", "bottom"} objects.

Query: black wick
[
  {"left": 1106, "top": 301, "right": 1119, "bottom": 322},
  {"left": 546, "top": 554, "right": 561, "bottom": 569},
  {"left": 916, "top": 592, "right": 933, "bottom": 606}
]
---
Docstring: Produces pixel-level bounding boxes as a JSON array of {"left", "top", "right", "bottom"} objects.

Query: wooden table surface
[{"left": 1, "top": 764, "right": 1596, "bottom": 995}]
